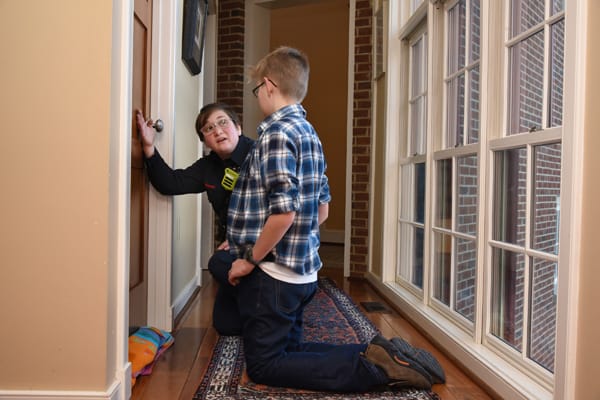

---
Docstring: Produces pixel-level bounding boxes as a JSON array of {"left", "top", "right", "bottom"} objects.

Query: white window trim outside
[{"left": 372, "top": 1, "right": 587, "bottom": 399}]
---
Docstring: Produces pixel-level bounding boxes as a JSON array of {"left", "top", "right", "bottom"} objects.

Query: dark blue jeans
[
  {"left": 207, "top": 250, "right": 242, "bottom": 336},
  {"left": 237, "top": 267, "right": 386, "bottom": 392}
]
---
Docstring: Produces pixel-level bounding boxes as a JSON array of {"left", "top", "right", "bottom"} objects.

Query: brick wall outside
[
  {"left": 350, "top": 0, "right": 373, "bottom": 276},
  {"left": 216, "top": 0, "right": 245, "bottom": 119}
]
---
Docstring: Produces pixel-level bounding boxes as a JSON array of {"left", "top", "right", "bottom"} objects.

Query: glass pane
[
  {"left": 436, "top": 159, "right": 452, "bottom": 229},
  {"left": 433, "top": 232, "right": 452, "bottom": 305},
  {"left": 508, "top": 31, "right": 545, "bottom": 135},
  {"left": 457, "top": 155, "right": 478, "bottom": 235},
  {"left": 455, "top": 237, "right": 476, "bottom": 322},
  {"left": 552, "top": 0, "right": 564, "bottom": 14},
  {"left": 468, "top": 66, "right": 480, "bottom": 143},
  {"left": 400, "top": 165, "right": 411, "bottom": 219},
  {"left": 510, "top": 0, "right": 545, "bottom": 38},
  {"left": 493, "top": 148, "right": 527, "bottom": 246},
  {"left": 413, "top": 227, "right": 424, "bottom": 288},
  {"left": 411, "top": 97, "right": 427, "bottom": 156},
  {"left": 415, "top": 162, "right": 426, "bottom": 223},
  {"left": 491, "top": 247, "right": 525, "bottom": 351},
  {"left": 528, "top": 257, "right": 557, "bottom": 373},
  {"left": 418, "top": 97, "right": 428, "bottom": 154},
  {"left": 446, "top": 75, "right": 466, "bottom": 147},
  {"left": 410, "top": 34, "right": 427, "bottom": 156},
  {"left": 447, "top": 0, "right": 466, "bottom": 74},
  {"left": 411, "top": 37, "right": 424, "bottom": 97},
  {"left": 531, "top": 143, "right": 562, "bottom": 254},
  {"left": 548, "top": 19, "right": 564, "bottom": 128},
  {"left": 398, "top": 222, "right": 411, "bottom": 280},
  {"left": 470, "top": 0, "right": 481, "bottom": 63}
]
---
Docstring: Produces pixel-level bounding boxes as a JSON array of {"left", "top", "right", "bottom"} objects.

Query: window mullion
[
  {"left": 521, "top": 143, "right": 534, "bottom": 364},
  {"left": 450, "top": 157, "right": 458, "bottom": 311},
  {"left": 541, "top": 20, "right": 550, "bottom": 129},
  {"left": 463, "top": 0, "right": 472, "bottom": 147}
]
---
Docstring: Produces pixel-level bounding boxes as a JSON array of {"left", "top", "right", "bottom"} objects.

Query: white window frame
[
  {"left": 427, "top": 0, "right": 482, "bottom": 334},
  {"left": 396, "top": 21, "right": 429, "bottom": 297},
  {"left": 374, "top": 1, "right": 585, "bottom": 399}
]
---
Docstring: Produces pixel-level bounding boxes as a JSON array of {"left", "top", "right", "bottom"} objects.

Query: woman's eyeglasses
[{"left": 201, "top": 118, "right": 231, "bottom": 136}]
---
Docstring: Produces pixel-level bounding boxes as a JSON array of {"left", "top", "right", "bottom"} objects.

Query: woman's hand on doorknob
[{"left": 135, "top": 109, "right": 159, "bottom": 158}]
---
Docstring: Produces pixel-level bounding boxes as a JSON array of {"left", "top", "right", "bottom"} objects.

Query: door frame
[
  {"left": 109, "top": 1, "right": 176, "bottom": 397},
  {"left": 145, "top": 0, "right": 177, "bottom": 332}
]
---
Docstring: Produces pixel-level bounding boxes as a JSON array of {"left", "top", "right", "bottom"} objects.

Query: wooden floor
[{"left": 131, "top": 245, "right": 494, "bottom": 400}]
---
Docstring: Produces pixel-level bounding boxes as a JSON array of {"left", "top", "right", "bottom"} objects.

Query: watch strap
[{"left": 244, "top": 246, "right": 260, "bottom": 266}]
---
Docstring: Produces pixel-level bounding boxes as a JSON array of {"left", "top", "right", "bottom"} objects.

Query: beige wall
[
  {"left": 270, "top": 0, "right": 349, "bottom": 237},
  {"left": 0, "top": 1, "right": 113, "bottom": 390},
  {"left": 576, "top": 1, "right": 600, "bottom": 398},
  {"left": 172, "top": 0, "right": 203, "bottom": 303}
]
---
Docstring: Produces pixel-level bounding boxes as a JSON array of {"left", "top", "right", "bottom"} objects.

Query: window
[
  {"left": 431, "top": 0, "right": 480, "bottom": 326},
  {"left": 392, "top": 0, "right": 566, "bottom": 394},
  {"left": 507, "top": 0, "right": 564, "bottom": 134},
  {"left": 488, "top": 0, "right": 564, "bottom": 374},
  {"left": 445, "top": 0, "right": 480, "bottom": 147},
  {"left": 397, "top": 27, "right": 428, "bottom": 291},
  {"left": 490, "top": 143, "right": 561, "bottom": 373},
  {"left": 409, "top": 33, "right": 428, "bottom": 156}
]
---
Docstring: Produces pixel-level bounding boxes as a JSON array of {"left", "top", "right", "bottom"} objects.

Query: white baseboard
[
  {"left": 0, "top": 375, "right": 125, "bottom": 400},
  {"left": 171, "top": 275, "right": 200, "bottom": 322},
  {"left": 0, "top": 363, "right": 131, "bottom": 400}
]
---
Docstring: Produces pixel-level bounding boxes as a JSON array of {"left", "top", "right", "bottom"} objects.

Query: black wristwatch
[{"left": 244, "top": 246, "right": 261, "bottom": 266}]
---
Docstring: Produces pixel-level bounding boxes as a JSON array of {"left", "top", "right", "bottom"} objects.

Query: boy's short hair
[{"left": 248, "top": 46, "right": 310, "bottom": 102}]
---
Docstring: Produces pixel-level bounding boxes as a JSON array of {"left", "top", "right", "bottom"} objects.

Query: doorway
[{"left": 129, "top": 0, "right": 153, "bottom": 328}]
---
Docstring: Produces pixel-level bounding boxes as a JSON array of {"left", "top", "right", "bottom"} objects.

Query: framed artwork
[{"left": 182, "top": 0, "right": 208, "bottom": 75}]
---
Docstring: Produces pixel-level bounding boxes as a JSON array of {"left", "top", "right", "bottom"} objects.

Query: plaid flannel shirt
[{"left": 227, "top": 104, "right": 331, "bottom": 276}]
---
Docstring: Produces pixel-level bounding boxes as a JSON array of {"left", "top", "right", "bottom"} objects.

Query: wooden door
[{"left": 129, "top": 0, "right": 153, "bottom": 328}]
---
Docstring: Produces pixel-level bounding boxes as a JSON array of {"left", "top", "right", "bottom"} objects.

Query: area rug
[{"left": 194, "top": 277, "right": 440, "bottom": 400}]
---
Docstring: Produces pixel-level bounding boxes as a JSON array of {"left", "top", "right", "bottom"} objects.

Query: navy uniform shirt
[{"left": 144, "top": 135, "right": 254, "bottom": 241}]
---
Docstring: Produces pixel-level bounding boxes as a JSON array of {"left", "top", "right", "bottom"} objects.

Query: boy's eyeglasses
[
  {"left": 252, "top": 78, "right": 278, "bottom": 98},
  {"left": 201, "top": 118, "right": 231, "bottom": 136}
]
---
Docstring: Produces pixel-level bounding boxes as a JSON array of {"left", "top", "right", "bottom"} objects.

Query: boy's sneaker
[
  {"left": 390, "top": 337, "right": 446, "bottom": 384},
  {"left": 363, "top": 335, "right": 432, "bottom": 389}
]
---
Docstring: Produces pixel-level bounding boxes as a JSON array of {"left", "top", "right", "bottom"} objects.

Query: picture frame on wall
[{"left": 182, "top": 0, "right": 208, "bottom": 75}]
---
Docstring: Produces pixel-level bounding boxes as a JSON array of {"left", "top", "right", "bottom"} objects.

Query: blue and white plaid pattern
[{"left": 227, "top": 104, "right": 331, "bottom": 276}]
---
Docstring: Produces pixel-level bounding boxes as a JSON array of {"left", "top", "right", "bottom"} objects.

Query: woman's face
[{"left": 201, "top": 110, "right": 241, "bottom": 159}]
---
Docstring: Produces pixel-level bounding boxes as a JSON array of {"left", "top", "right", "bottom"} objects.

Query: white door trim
[{"left": 146, "top": 0, "right": 178, "bottom": 332}]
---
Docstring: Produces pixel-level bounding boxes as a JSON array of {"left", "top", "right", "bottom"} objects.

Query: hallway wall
[
  {"left": 0, "top": 0, "right": 116, "bottom": 391},
  {"left": 269, "top": 0, "right": 349, "bottom": 240}
]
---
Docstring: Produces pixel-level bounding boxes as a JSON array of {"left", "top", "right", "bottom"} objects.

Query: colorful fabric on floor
[
  {"left": 194, "top": 277, "right": 440, "bottom": 400},
  {"left": 128, "top": 326, "right": 174, "bottom": 386}
]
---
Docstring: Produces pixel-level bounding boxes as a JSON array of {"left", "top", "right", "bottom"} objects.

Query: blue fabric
[
  {"left": 208, "top": 250, "right": 242, "bottom": 336},
  {"left": 227, "top": 104, "right": 331, "bottom": 276},
  {"left": 237, "top": 268, "right": 385, "bottom": 392}
]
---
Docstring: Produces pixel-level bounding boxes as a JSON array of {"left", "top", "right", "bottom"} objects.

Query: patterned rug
[{"left": 194, "top": 277, "right": 440, "bottom": 400}]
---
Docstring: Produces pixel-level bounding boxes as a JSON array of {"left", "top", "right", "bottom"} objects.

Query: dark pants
[
  {"left": 207, "top": 250, "right": 243, "bottom": 336},
  {"left": 236, "top": 267, "right": 386, "bottom": 392}
]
